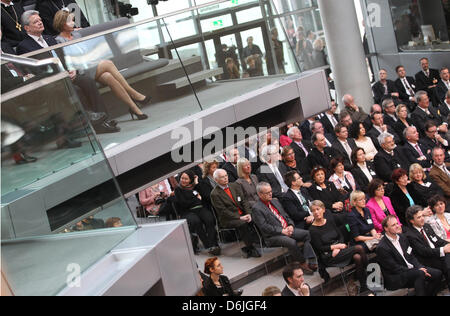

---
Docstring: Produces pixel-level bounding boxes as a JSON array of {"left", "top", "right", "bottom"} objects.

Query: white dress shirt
[
  {"left": 357, "top": 162, "right": 374, "bottom": 182},
  {"left": 386, "top": 234, "right": 414, "bottom": 269},
  {"left": 326, "top": 113, "right": 338, "bottom": 128},
  {"left": 338, "top": 139, "right": 352, "bottom": 159},
  {"left": 413, "top": 226, "right": 445, "bottom": 257},
  {"left": 27, "top": 34, "right": 49, "bottom": 48}
]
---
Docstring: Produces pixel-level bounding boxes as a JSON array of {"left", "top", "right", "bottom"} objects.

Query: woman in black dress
[
  {"left": 350, "top": 148, "right": 379, "bottom": 194},
  {"left": 174, "top": 170, "right": 220, "bottom": 255},
  {"left": 309, "top": 200, "right": 370, "bottom": 294}
]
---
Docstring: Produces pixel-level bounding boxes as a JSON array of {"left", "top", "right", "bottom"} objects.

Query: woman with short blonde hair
[
  {"left": 235, "top": 158, "right": 259, "bottom": 207},
  {"left": 409, "top": 163, "right": 444, "bottom": 206}
]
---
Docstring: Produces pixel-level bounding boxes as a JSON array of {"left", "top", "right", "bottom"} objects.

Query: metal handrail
[
  {"left": 0, "top": 53, "right": 60, "bottom": 66},
  {"left": 22, "top": 0, "right": 233, "bottom": 58}
]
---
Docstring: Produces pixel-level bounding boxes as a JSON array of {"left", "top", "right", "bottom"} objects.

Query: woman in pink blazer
[{"left": 365, "top": 179, "right": 402, "bottom": 233}]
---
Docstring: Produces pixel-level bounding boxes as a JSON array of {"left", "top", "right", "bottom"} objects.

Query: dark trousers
[
  {"left": 72, "top": 74, "right": 107, "bottom": 114},
  {"left": 402, "top": 267, "right": 443, "bottom": 296},
  {"left": 264, "top": 229, "right": 316, "bottom": 264},
  {"left": 422, "top": 254, "right": 450, "bottom": 290},
  {"left": 182, "top": 208, "right": 218, "bottom": 249}
]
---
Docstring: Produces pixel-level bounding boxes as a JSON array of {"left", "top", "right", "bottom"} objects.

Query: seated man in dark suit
[
  {"left": 331, "top": 123, "right": 356, "bottom": 170},
  {"left": 401, "top": 126, "right": 432, "bottom": 169},
  {"left": 257, "top": 144, "right": 289, "bottom": 199},
  {"left": 404, "top": 206, "right": 450, "bottom": 290},
  {"left": 382, "top": 99, "right": 399, "bottom": 129},
  {"left": 372, "top": 69, "right": 400, "bottom": 105},
  {"left": 320, "top": 100, "right": 339, "bottom": 135},
  {"left": 439, "top": 90, "right": 450, "bottom": 119},
  {"left": 436, "top": 67, "right": 449, "bottom": 104},
  {"left": 395, "top": 65, "right": 417, "bottom": 112},
  {"left": 376, "top": 215, "right": 443, "bottom": 296},
  {"left": 222, "top": 147, "right": 239, "bottom": 183},
  {"left": 281, "top": 262, "right": 311, "bottom": 296},
  {"left": 280, "top": 171, "right": 314, "bottom": 230},
  {"left": 374, "top": 132, "right": 408, "bottom": 182},
  {"left": 367, "top": 112, "right": 401, "bottom": 149},
  {"left": 1, "top": 0, "right": 26, "bottom": 47},
  {"left": 415, "top": 58, "right": 441, "bottom": 108},
  {"left": 311, "top": 120, "right": 335, "bottom": 146},
  {"left": 286, "top": 126, "right": 312, "bottom": 181},
  {"left": 252, "top": 182, "right": 317, "bottom": 275},
  {"left": 210, "top": 169, "right": 261, "bottom": 258},
  {"left": 411, "top": 91, "right": 447, "bottom": 137},
  {"left": 421, "top": 121, "right": 450, "bottom": 162},
  {"left": 307, "top": 132, "right": 339, "bottom": 177}
]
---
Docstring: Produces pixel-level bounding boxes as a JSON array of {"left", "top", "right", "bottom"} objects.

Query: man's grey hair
[
  {"left": 403, "top": 126, "right": 416, "bottom": 139},
  {"left": 256, "top": 182, "right": 271, "bottom": 194},
  {"left": 378, "top": 132, "right": 394, "bottom": 146},
  {"left": 261, "top": 144, "right": 278, "bottom": 163},
  {"left": 287, "top": 126, "right": 299, "bottom": 138},
  {"left": 21, "top": 10, "right": 40, "bottom": 26},
  {"left": 342, "top": 94, "right": 352, "bottom": 105},
  {"left": 382, "top": 99, "right": 394, "bottom": 110},
  {"left": 415, "top": 90, "right": 428, "bottom": 103},
  {"left": 213, "top": 168, "right": 227, "bottom": 181},
  {"left": 432, "top": 146, "right": 445, "bottom": 157}
]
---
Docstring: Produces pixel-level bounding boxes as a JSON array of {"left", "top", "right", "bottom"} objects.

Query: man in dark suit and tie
[
  {"left": 307, "top": 132, "right": 339, "bottom": 177},
  {"left": 420, "top": 121, "right": 450, "bottom": 161},
  {"left": 367, "top": 112, "right": 401, "bottom": 149},
  {"left": 376, "top": 215, "right": 443, "bottom": 296},
  {"left": 252, "top": 182, "right": 316, "bottom": 275},
  {"left": 411, "top": 91, "right": 447, "bottom": 137},
  {"left": 395, "top": 65, "right": 417, "bottom": 112},
  {"left": 257, "top": 144, "right": 289, "bottom": 199},
  {"left": 281, "top": 262, "right": 311, "bottom": 296},
  {"left": 415, "top": 58, "right": 441, "bottom": 107},
  {"left": 222, "top": 147, "right": 239, "bottom": 183},
  {"left": 331, "top": 123, "right": 356, "bottom": 170},
  {"left": 286, "top": 126, "right": 312, "bottom": 181},
  {"left": 382, "top": 99, "right": 399, "bottom": 129},
  {"left": 374, "top": 132, "right": 408, "bottom": 182},
  {"left": 401, "top": 126, "right": 432, "bottom": 169},
  {"left": 404, "top": 206, "right": 450, "bottom": 290},
  {"left": 372, "top": 69, "right": 400, "bottom": 105},
  {"left": 437, "top": 67, "right": 450, "bottom": 104},
  {"left": 439, "top": 90, "right": 450, "bottom": 119},
  {"left": 320, "top": 100, "right": 339, "bottom": 135},
  {"left": 1, "top": 0, "right": 26, "bottom": 47},
  {"left": 210, "top": 169, "right": 261, "bottom": 258},
  {"left": 280, "top": 171, "right": 314, "bottom": 230}
]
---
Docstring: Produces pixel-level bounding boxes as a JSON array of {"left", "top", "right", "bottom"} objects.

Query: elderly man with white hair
[
  {"left": 210, "top": 168, "right": 261, "bottom": 258},
  {"left": 257, "top": 145, "right": 289, "bottom": 199},
  {"left": 252, "top": 182, "right": 317, "bottom": 275},
  {"left": 373, "top": 132, "right": 408, "bottom": 182},
  {"left": 342, "top": 94, "right": 368, "bottom": 123},
  {"left": 286, "top": 126, "right": 312, "bottom": 177},
  {"left": 401, "top": 126, "right": 432, "bottom": 169}
]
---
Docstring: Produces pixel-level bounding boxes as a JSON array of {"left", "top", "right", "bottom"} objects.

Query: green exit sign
[
  {"left": 231, "top": 0, "right": 238, "bottom": 4},
  {"left": 212, "top": 19, "right": 223, "bottom": 27}
]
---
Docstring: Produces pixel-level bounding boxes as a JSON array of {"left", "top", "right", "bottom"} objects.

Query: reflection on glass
[{"left": 389, "top": 0, "right": 450, "bottom": 51}]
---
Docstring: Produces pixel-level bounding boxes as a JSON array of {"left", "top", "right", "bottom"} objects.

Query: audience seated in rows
[
  {"left": 373, "top": 132, "right": 408, "bottom": 183},
  {"left": 394, "top": 65, "right": 417, "bottom": 112},
  {"left": 372, "top": 69, "right": 400, "bottom": 105},
  {"left": 331, "top": 124, "right": 357, "bottom": 171}
]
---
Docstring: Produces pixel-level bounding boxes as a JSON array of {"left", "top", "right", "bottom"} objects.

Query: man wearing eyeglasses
[{"left": 252, "top": 182, "right": 317, "bottom": 275}]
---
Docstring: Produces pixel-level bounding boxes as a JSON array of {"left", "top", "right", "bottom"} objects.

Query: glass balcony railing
[{"left": 1, "top": 54, "right": 137, "bottom": 296}]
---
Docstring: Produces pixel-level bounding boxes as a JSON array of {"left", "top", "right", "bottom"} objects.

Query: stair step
[{"left": 158, "top": 68, "right": 224, "bottom": 89}]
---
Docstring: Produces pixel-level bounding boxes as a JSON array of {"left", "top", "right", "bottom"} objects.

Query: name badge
[
  {"left": 370, "top": 171, "right": 376, "bottom": 176},
  {"left": 237, "top": 196, "right": 242, "bottom": 202},
  {"left": 407, "top": 247, "right": 412, "bottom": 255},
  {"left": 396, "top": 164, "right": 401, "bottom": 168},
  {"left": 367, "top": 219, "right": 373, "bottom": 225},
  {"left": 431, "top": 237, "right": 438, "bottom": 243},
  {"left": 424, "top": 182, "right": 431, "bottom": 188},
  {"left": 317, "top": 186, "right": 323, "bottom": 191}
]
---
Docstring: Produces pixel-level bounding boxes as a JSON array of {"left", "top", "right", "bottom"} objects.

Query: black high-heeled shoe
[
  {"left": 134, "top": 95, "right": 152, "bottom": 107},
  {"left": 129, "top": 109, "right": 148, "bottom": 120}
]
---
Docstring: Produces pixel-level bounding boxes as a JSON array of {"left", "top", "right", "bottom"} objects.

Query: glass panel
[
  {"left": 236, "top": 6, "right": 263, "bottom": 24},
  {"left": 26, "top": 19, "right": 204, "bottom": 152},
  {"left": 1, "top": 59, "right": 137, "bottom": 295},
  {"left": 388, "top": 0, "right": 450, "bottom": 52},
  {"left": 200, "top": 14, "right": 234, "bottom": 32}
]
